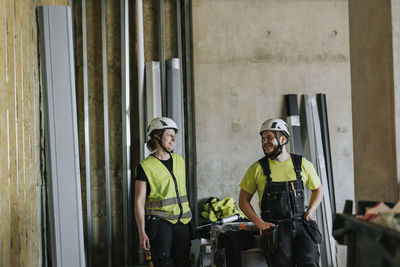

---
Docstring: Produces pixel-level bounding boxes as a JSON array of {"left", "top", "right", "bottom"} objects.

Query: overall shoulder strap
[
  {"left": 258, "top": 156, "right": 272, "bottom": 183},
  {"left": 290, "top": 153, "right": 303, "bottom": 180}
]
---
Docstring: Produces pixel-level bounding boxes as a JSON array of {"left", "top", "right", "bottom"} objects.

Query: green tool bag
[{"left": 201, "top": 196, "right": 244, "bottom": 222}]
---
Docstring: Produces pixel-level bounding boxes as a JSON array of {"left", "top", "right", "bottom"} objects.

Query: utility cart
[{"left": 333, "top": 213, "right": 400, "bottom": 267}]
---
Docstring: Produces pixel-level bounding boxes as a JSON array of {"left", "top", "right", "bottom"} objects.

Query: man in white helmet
[
  {"left": 134, "top": 117, "right": 193, "bottom": 267},
  {"left": 239, "top": 118, "right": 324, "bottom": 267}
]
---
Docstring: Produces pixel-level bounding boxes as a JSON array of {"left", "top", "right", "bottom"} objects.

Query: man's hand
[
  {"left": 239, "top": 189, "right": 276, "bottom": 235},
  {"left": 304, "top": 208, "right": 314, "bottom": 221},
  {"left": 305, "top": 185, "right": 323, "bottom": 221},
  {"left": 259, "top": 221, "right": 275, "bottom": 235}
]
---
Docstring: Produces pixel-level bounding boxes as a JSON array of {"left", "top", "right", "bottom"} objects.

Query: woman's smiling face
[{"left": 161, "top": 129, "right": 176, "bottom": 152}]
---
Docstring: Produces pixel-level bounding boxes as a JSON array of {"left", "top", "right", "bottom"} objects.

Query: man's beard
[{"left": 264, "top": 144, "right": 281, "bottom": 158}]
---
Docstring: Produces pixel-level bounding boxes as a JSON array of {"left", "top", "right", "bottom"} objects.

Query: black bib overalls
[{"left": 259, "top": 154, "right": 321, "bottom": 267}]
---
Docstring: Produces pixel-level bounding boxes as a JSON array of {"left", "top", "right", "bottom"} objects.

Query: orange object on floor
[{"left": 144, "top": 250, "right": 154, "bottom": 267}]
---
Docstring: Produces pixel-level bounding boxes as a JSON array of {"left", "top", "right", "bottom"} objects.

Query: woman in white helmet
[{"left": 134, "top": 117, "right": 192, "bottom": 267}]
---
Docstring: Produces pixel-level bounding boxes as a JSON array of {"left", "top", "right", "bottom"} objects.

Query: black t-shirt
[{"left": 135, "top": 155, "right": 173, "bottom": 195}]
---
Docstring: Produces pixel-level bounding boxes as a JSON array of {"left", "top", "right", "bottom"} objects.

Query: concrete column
[{"left": 349, "top": 0, "right": 399, "bottom": 203}]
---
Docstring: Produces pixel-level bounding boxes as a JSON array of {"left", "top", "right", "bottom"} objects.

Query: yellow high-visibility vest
[{"left": 140, "top": 153, "right": 192, "bottom": 224}]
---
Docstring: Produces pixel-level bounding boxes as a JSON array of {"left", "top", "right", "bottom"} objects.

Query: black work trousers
[
  {"left": 267, "top": 220, "right": 319, "bottom": 267},
  {"left": 148, "top": 219, "right": 191, "bottom": 267},
  {"left": 223, "top": 230, "right": 255, "bottom": 267}
]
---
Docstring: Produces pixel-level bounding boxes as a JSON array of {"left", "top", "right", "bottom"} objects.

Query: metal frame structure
[
  {"left": 120, "top": 0, "right": 132, "bottom": 265},
  {"left": 166, "top": 58, "right": 185, "bottom": 158},
  {"left": 285, "top": 94, "right": 303, "bottom": 155},
  {"left": 137, "top": 0, "right": 145, "bottom": 161},
  {"left": 316, "top": 94, "right": 336, "bottom": 215},
  {"left": 179, "top": 0, "right": 198, "bottom": 225},
  {"left": 77, "top": 1, "right": 196, "bottom": 264},
  {"left": 101, "top": 0, "right": 113, "bottom": 266},
  {"left": 145, "top": 61, "right": 163, "bottom": 124},
  {"left": 303, "top": 95, "right": 327, "bottom": 266},
  {"left": 82, "top": 0, "right": 93, "bottom": 266},
  {"left": 79, "top": 1, "right": 132, "bottom": 266},
  {"left": 158, "top": 0, "right": 166, "bottom": 115},
  {"left": 303, "top": 95, "right": 337, "bottom": 267},
  {"left": 135, "top": 0, "right": 146, "bottom": 262},
  {"left": 145, "top": 61, "right": 163, "bottom": 158}
]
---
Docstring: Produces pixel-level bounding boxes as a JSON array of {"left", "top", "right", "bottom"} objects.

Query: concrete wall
[
  {"left": 349, "top": 0, "right": 399, "bottom": 204},
  {"left": 193, "top": 0, "right": 353, "bottom": 213},
  {"left": 0, "top": 0, "right": 70, "bottom": 266},
  {"left": 192, "top": 1, "right": 353, "bottom": 265}
]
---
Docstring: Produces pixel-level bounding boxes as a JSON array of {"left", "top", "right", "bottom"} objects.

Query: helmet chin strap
[
  {"left": 156, "top": 130, "right": 174, "bottom": 154},
  {"left": 262, "top": 132, "right": 288, "bottom": 160}
]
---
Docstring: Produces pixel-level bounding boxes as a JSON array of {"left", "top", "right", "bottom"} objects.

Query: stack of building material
[
  {"left": 285, "top": 93, "right": 338, "bottom": 267},
  {"left": 303, "top": 94, "right": 337, "bottom": 267}
]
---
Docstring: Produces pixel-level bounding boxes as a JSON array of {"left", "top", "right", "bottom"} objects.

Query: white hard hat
[
  {"left": 260, "top": 118, "right": 290, "bottom": 137},
  {"left": 146, "top": 117, "right": 178, "bottom": 137}
]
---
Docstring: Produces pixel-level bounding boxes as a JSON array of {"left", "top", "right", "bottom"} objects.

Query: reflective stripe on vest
[
  {"left": 146, "top": 210, "right": 193, "bottom": 220},
  {"left": 140, "top": 153, "right": 192, "bottom": 224},
  {"left": 146, "top": 195, "right": 189, "bottom": 209}
]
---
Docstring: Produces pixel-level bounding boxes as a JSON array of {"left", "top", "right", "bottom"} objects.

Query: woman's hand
[
  {"left": 139, "top": 231, "right": 150, "bottom": 250},
  {"left": 135, "top": 180, "right": 150, "bottom": 250}
]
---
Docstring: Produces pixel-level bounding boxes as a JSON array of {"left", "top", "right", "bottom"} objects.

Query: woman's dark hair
[{"left": 146, "top": 129, "right": 163, "bottom": 151}]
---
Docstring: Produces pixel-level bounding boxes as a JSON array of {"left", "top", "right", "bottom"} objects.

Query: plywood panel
[{"left": 0, "top": 1, "right": 71, "bottom": 266}]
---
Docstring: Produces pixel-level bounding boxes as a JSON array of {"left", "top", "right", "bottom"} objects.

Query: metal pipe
[
  {"left": 310, "top": 96, "right": 337, "bottom": 267},
  {"left": 166, "top": 59, "right": 184, "bottom": 158},
  {"left": 145, "top": 61, "right": 162, "bottom": 124},
  {"left": 136, "top": 0, "right": 145, "bottom": 160},
  {"left": 120, "top": 0, "right": 132, "bottom": 265},
  {"left": 176, "top": 0, "right": 184, "bottom": 101},
  {"left": 136, "top": 1, "right": 146, "bottom": 263},
  {"left": 82, "top": 0, "right": 93, "bottom": 266},
  {"left": 175, "top": 0, "right": 185, "bottom": 160},
  {"left": 182, "top": 0, "right": 198, "bottom": 225},
  {"left": 4, "top": 0, "right": 8, "bottom": 81},
  {"left": 176, "top": 0, "right": 182, "bottom": 61},
  {"left": 158, "top": 0, "right": 166, "bottom": 115},
  {"left": 101, "top": 0, "right": 112, "bottom": 266}
]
